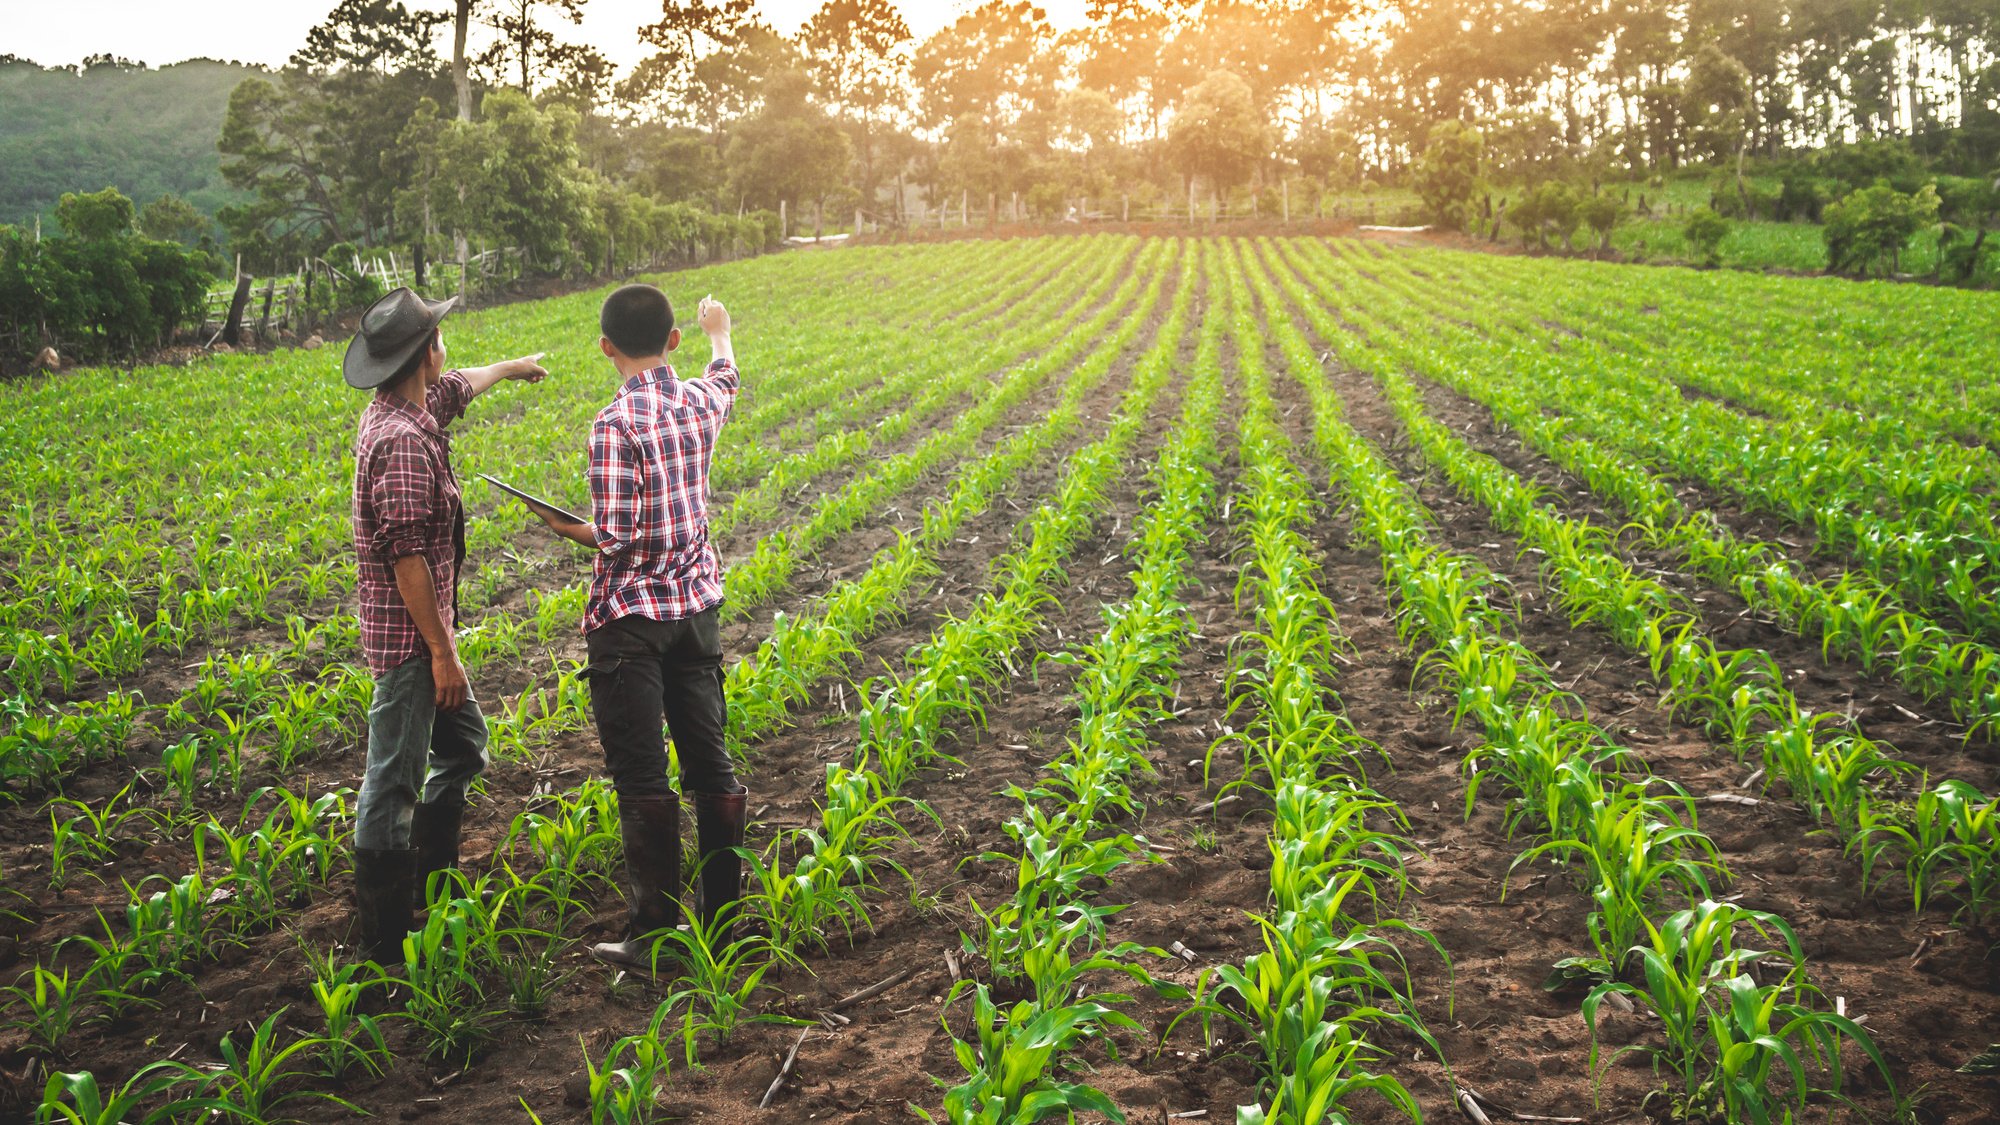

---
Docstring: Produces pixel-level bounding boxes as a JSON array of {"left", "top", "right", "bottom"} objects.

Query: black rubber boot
[
  {"left": 409, "top": 796, "right": 465, "bottom": 903},
  {"left": 691, "top": 786, "right": 749, "bottom": 939},
  {"left": 590, "top": 793, "right": 682, "bottom": 970},
  {"left": 351, "top": 847, "right": 417, "bottom": 966}
]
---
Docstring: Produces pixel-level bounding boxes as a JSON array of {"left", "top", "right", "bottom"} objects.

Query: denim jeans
[
  {"left": 353, "top": 654, "right": 489, "bottom": 850},
  {"left": 584, "top": 608, "right": 735, "bottom": 799}
]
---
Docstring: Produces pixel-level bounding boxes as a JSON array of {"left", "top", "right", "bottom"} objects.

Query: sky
[{"left": 4, "top": 0, "right": 1091, "bottom": 73}]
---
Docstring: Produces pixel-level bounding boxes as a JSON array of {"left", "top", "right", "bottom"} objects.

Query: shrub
[
  {"left": 1506, "top": 180, "right": 1582, "bottom": 250},
  {"left": 1414, "top": 120, "right": 1484, "bottom": 231},
  {"left": 1579, "top": 192, "right": 1624, "bottom": 254},
  {"left": 0, "top": 187, "right": 214, "bottom": 364},
  {"left": 1823, "top": 182, "right": 1940, "bottom": 276},
  {"left": 1683, "top": 207, "right": 1731, "bottom": 267}
]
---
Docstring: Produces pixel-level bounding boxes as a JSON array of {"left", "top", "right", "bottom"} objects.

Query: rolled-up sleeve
[
  {"left": 696, "top": 359, "right": 739, "bottom": 423},
  {"left": 427, "top": 369, "right": 473, "bottom": 426},
  {"left": 589, "top": 419, "right": 641, "bottom": 558},
  {"left": 368, "top": 433, "right": 438, "bottom": 561}
]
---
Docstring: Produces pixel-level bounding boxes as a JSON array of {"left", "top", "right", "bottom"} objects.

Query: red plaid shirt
[
  {"left": 352, "top": 371, "right": 471, "bottom": 673},
  {"left": 584, "top": 359, "right": 739, "bottom": 633}
]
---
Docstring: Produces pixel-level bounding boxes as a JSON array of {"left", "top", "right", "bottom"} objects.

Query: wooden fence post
[{"left": 256, "top": 279, "right": 276, "bottom": 342}]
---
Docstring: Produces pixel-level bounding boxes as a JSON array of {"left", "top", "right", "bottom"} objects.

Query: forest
[{"left": 3, "top": 0, "right": 1998, "bottom": 365}]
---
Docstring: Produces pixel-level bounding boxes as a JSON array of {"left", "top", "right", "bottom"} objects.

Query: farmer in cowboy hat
[{"left": 344, "top": 286, "right": 548, "bottom": 964}]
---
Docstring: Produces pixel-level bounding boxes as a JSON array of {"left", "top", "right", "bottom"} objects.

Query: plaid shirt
[
  {"left": 584, "top": 359, "right": 739, "bottom": 633},
  {"left": 352, "top": 370, "right": 471, "bottom": 674}
]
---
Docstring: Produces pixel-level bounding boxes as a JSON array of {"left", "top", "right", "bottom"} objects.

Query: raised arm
[{"left": 697, "top": 297, "right": 733, "bottom": 369}]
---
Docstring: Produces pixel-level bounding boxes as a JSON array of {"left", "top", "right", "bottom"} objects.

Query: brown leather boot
[
  {"left": 351, "top": 847, "right": 417, "bottom": 966},
  {"left": 409, "top": 796, "right": 464, "bottom": 903},
  {"left": 590, "top": 793, "right": 682, "bottom": 970},
  {"left": 691, "top": 786, "right": 749, "bottom": 939}
]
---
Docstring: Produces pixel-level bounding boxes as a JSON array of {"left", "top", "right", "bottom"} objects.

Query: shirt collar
[
  {"left": 617, "top": 363, "right": 677, "bottom": 401},
  {"left": 370, "top": 388, "right": 444, "bottom": 438}
]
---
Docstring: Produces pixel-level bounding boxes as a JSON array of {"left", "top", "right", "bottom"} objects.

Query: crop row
[
  {"left": 1440, "top": 247, "right": 2000, "bottom": 447},
  {"left": 1300, "top": 240, "right": 2000, "bottom": 739},
  {"left": 1280, "top": 240, "right": 2000, "bottom": 927},
  {"left": 0, "top": 238, "right": 1127, "bottom": 792},
  {"left": 1190, "top": 243, "right": 1440, "bottom": 1125},
  {"left": 0, "top": 235, "right": 1067, "bottom": 709},
  {"left": 1383, "top": 245, "right": 2000, "bottom": 649},
  {"left": 1246, "top": 239, "right": 1899, "bottom": 1124},
  {"left": 20, "top": 240, "right": 1184, "bottom": 1124}
]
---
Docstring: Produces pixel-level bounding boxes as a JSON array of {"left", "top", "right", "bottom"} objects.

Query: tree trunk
[
  {"left": 413, "top": 242, "right": 427, "bottom": 288},
  {"left": 453, "top": 0, "right": 473, "bottom": 121},
  {"left": 1735, "top": 139, "right": 1751, "bottom": 219},
  {"left": 222, "top": 266, "right": 252, "bottom": 347}
]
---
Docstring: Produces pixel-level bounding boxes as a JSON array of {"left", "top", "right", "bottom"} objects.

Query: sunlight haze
[{"left": 3, "top": 0, "right": 1091, "bottom": 71}]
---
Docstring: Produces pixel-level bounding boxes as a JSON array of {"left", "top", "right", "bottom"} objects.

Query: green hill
[{"left": 0, "top": 58, "right": 261, "bottom": 230}]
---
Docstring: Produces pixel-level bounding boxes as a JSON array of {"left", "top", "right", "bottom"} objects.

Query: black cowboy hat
[{"left": 343, "top": 287, "right": 459, "bottom": 389}]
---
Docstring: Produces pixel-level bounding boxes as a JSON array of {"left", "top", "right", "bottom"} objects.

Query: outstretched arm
[{"left": 460, "top": 353, "right": 549, "bottom": 398}]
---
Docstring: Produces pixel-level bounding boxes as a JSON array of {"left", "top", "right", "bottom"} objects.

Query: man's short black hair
[
  {"left": 600, "top": 284, "right": 674, "bottom": 357},
  {"left": 384, "top": 328, "right": 439, "bottom": 391}
]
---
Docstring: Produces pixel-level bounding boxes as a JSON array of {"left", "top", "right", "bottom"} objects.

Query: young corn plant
[
  {"left": 171, "top": 1008, "right": 356, "bottom": 1122},
  {"left": 299, "top": 940, "right": 393, "bottom": 1079},
  {"left": 4, "top": 965, "right": 95, "bottom": 1055},
  {"left": 400, "top": 891, "right": 509, "bottom": 1064},
  {"left": 912, "top": 981, "right": 1141, "bottom": 1125},
  {"left": 33, "top": 1063, "right": 202, "bottom": 1125},
  {"left": 652, "top": 910, "right": 808, "bottom": 1055},
  {"left": 574, "top": 1003, "right": 678, "bottom": 1125},
  {"left": 1582, "top": 900, "right": 1896, "bottom": 1125},
  {"left": 1855, "top": 779, "right": 2000, "bottom": 923}
]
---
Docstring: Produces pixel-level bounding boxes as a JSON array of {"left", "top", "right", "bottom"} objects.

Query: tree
[
  {"left": 1934, "top": 173, "right": 2000, "bottom": 281},
  {"left": 724, "top": 72, "right": 852, "bottom": 226},
  {"left": 292, "top": 0, "right": 445, "bottom": 75},
  {"left": 621, "top": 0, "right": 754, "bottom": 118},
  {"left": 802, "top": 0, "right": 910, "bottom": 116},
  {"left": 1505, "top": 180, "right": 1581, "bottom": 250},
  {"left": 1683, "top": 206, "right": 1731, "bottom": 267},
  {"left": 1823, "top": 182, "right": 1941, "bottom": 276},
  {"left": 1413, "top": 120, "right": 1484, "bottom": 231},
  {"left": 1166, "top": 70, "right": 1266, "bottom": 200},
  {"left": 802, "top": 0, "right": 911, "bottom": 207},
  {"left": 1683, "top": 44, "right": 1755, "bottom": 212},
  {"left": 138, "top": 194, "right": 209, "bottom": 244},
  {"left": 56, "top": 187, "right": 136, "bottom": 241},
  {"left": 459, "top": 89, "right": 595, "bottom": 268},
  {"left": 911, "top": 2, "right": 1059, "bottom": 139},
  {"left": 476, "top": 0, "right": 601, "bottom": 94},
  {"left": 1073, "top": 0, "right": 1178, "bottom": 138},
  {"left": 1579, "top": 191, "right": 1623, "bottom": 256},
  {"left": 3, "top": 186, "right": 209, "bottom": 362}
]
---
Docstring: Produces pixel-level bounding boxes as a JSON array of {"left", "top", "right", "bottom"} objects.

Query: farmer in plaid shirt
[
  {"left": 343, "top": 287, "right": 549, "bottom": 964},
  {"left": 531, "top": 284, "right": 744, "bottom": 968}
]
